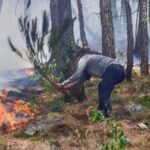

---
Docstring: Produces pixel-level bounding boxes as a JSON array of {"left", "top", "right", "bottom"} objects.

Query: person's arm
[
  {"left": 61, "top": 56, "right": 88, "bottom": 86},
  {"left": 57, "top": 81, "right": 77, "bottom": 91},
  {"left": 64, "top": 82, "right": 76, "bottom": 90}
]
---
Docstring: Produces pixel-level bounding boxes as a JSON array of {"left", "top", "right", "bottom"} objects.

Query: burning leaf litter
[{"left": 0, "top": 91, "right": 35, "bottom": 132}]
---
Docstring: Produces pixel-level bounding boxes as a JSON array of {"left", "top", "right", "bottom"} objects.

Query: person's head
[
  {"left": 74, "top": 47, "right": 102, "bottom": 61},
  {"left": 75, "top": 47, "right": 92, "bottom": 60}
]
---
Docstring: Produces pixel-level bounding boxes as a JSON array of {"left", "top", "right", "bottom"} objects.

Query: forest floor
[{"left": 0, "top": 69, "right": 150, "bottom": 150}]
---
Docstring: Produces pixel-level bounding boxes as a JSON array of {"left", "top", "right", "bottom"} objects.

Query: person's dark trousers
[{"left": 98, "top": 64, "right": 125, "bottom": 116}]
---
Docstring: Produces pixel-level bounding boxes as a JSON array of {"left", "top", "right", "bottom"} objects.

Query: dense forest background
[{"left": 0, "top": 0, "right": 149, "bottom": 72}]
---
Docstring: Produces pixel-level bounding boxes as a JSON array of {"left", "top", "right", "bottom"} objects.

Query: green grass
[
  {"left": 13, "top": 130, "right": 44, "bottom": 142},
  {"left": 85, "top": 80, "right": 98, "bottom": 87},
  {"left": 47, "top": 100, "right": 66, "bottom": 112},
  {"left": 132, "top": 95, "right": 150, "bottom": 108},
  {"left": 13, "top": 130, "right": 33, "bottom": 138},
  {"left": 27, "top": 98, "right": 38, "bottom": 105},
  {"left": 90, "top": 107, "right": 106, "bottom": 122},
  {"left": 88, "top": 91, "right": 98, "bottom": 100}
]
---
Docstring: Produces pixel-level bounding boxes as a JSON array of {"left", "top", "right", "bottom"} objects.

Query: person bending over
[{"left": 57, "top": 48, "right": 125, "bottom": 117}]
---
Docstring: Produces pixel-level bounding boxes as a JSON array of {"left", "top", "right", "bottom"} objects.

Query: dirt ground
[{"left": 0, "top": 76, "right": 150, "bottom": 150}]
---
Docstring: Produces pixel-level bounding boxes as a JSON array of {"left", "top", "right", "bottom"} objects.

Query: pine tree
[
  {"left": 124, "top": 0, "right": 134, "bottom": 80},
  {"left": 50, "top": 0, "right": 85, "bottom": 101},
  {"left": 100, "top": 0, "right": 116, "bottom": 58},
  {"left": 134, "top": 0, "right": 149, "bottom": 76}
]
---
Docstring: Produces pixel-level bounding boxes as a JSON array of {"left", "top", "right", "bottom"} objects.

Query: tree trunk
[
  {"left": 50, "top": 0, "right": 85, "bottom": 101},
  {"left": 50, "top": 0, "right": 74, "bottom": 45},
  {"left": 100, "top": 0, "right": 116, "bottom": 58},
  {"left": 77, "top": 0, "right": 88, "bottom": 46},
  {"left": 149, "top": 0, "right": 150, "bottom": 25},
  {"left": 124, "top": 0, "right": 134, "bottom": 81},
  {"left": 138, "top": 0, "right": 149, "bottom": 76}
]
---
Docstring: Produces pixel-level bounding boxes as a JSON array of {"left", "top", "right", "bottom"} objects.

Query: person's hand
[{"left": 55, "top": 83, "right": 66, "bottom": 92}]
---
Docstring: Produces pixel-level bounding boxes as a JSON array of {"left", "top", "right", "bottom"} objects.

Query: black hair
[{"left": 75, "top": 47, "right": 101, "bottom": 59}]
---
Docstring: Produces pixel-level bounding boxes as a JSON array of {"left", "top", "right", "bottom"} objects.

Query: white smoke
[{"left": 0, "top": 0, "right": 148, "bottom": 71}]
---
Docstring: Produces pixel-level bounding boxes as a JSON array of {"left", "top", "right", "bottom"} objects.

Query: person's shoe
[
  {"left": 98, "top": 103, "right": 112, "bottom": 118},
  {"left": 99, "top": 109, "right": 111, "bottom": 118}
]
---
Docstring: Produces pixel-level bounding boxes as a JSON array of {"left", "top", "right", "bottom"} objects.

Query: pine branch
[{"left": 8, "top": 38, "right": 23, "bottom": 58}]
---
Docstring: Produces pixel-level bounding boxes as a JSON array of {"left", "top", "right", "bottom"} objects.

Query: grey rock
[
  {"left": 24, "top": 126, "right": 37, "bottom": 136},
  {"left": 125, "top": 103, "right": 143, "bottom": 113}
]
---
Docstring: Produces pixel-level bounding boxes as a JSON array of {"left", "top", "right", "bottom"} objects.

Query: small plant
[
  {"left": 90, "top": 105, "right": 106, "bottom": 122},
  {"left": 40, "top": 79, "right": 53, "bottom": 92},
  {"left": 102, "top": 121, "right": 128, "bottom": 150}
]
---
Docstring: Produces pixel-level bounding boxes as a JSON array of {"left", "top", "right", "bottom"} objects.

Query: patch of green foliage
[
  {"left": 31, "top": 76, "right": 53, "bottom": 93},
  {"left": 90, "top": 105, "right": 106, "bottom": 122},
  {"left": 27, "top": 98, "right": 37, "bottom": 106},
  {"left": 88, "top": 91, "right": 98, "bottom": 100},
  {"left": 85, "top": 79, "right": 98, "bottom": 87},
  {"left": 102, "top": 121, "right": 128, "bottom": 150},
  {"left": 41, "top": 79, "right": 53, "bottom": 92},
  {"left": 53, "top": 40, "right": 79, "bottom": 82},
  {"left": 30, "top": 136, "right": 42, "bottom": 142},
  {"left": 132, "top": 95, "right": 150, "bottom": 108},
  {"left": 47, "top": 112, "right": 62, "bottom": 120},
  {"left": 13, "top": 129, "right": 56, "bottom": 143},
  {"left": 47, "top": 100, "right": 66, "bottom": 112},
  {"left": 13, "top": 130, "right": 33, "bottom": 138},
  {"left": 13, "top": 130, "right": 43, "bottom": 142}
]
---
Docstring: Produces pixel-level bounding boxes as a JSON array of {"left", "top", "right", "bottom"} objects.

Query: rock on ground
[{"left": 125, "top": 103, "right": 145, "bottom": 114}]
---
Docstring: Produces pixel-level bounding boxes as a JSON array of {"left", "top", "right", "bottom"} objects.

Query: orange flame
[{"left": 0, "top": 92, "right": 34, "bottom": 132}]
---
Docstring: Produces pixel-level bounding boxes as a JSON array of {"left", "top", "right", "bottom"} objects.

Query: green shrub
[
  {"left": 90, "top": 105, "right": 106, "bottom": 122},
  {"left": 103, "top": 121, "right": 128, "bottom": 150}
]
